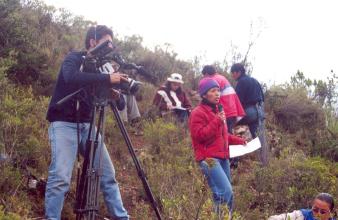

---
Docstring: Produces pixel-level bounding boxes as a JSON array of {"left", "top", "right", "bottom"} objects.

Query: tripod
[
  {"left": 74, "top": 97, "right": 106, "bottom": 220},
  {"left": 70, "top": 90, "right": 162, "bottom": 220}
]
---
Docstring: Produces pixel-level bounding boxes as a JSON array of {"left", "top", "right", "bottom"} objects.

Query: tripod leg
[
  {"left": 76, "top": 106, "right": 105, "bottom": 220},
  {"left": 111, "top": 102, "right": 163, "bottom": 220},
  {"left": 86, "top": 106, "right": 105, "bottom": 219},
  {"left": 93, "top": 106, "right": 106, "bottom": 213},
  {"left": 85, "top": 105, "right": 107, "bottom": 220},
  {"left": 75, "top": 105, "right": 99, "bottom": 220}
]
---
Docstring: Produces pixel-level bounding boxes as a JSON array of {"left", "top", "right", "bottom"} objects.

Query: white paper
[
  {"left": 229, "top": 137, "right": 261, "bottom": 158},
  {"left": 173, "top": 106, "right": 187, "bottom": 111}
]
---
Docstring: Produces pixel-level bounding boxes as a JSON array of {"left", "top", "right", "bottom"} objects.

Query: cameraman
[{"left": 45, "top": 25, "right": 129, "bottom": 220}]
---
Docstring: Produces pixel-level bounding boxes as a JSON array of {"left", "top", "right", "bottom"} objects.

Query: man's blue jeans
[
  {"left": 45, "top": 121, "right": 129, "bottom": 220},
  {"left": 199, "top": 158, "right": 233, "bottom": 210},
  {"left": 237, "top": 103, "right": 269, "bottom": 166}
]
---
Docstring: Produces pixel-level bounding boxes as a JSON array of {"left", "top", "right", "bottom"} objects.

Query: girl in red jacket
[{"left": 189, "top": 78, "right": 246, "bottom": 212}]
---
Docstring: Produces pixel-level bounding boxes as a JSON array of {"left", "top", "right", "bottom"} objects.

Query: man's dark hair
[
  {"left": 230, "top": 63, "right": 246, "bottom": 75},
  {"left": 315, "top": 193, "right": 335, "bottom": 211},
  {"left": 85, "top": 25, "right": 113, "bottom": 49},
  {"left": 202, "top": 65, "right": 216, "bottom": 75}
]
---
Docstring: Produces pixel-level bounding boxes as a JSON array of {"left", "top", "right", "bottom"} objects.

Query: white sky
[{"left": 44, "top": 0, "right": 338, "bottom": 85}]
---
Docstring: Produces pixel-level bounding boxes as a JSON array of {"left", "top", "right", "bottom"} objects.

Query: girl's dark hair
[
  {"left": 165, "top": 81, "right": 182, "bottom": 94},
  {"left": 202, "top": 65, "right": 216, "bottom": 75},
  {"left": 85, "top": 25, "right": 113, "bottom": 49},
  {"left": 315, "top": 193, "right": 335, "bottom": 211}
]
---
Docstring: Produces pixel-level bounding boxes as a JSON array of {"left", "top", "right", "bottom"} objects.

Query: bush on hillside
[
  {"left": 143, "top": 118, "right": 186, "bottom": 154},
  {"left": 269, "top": 88, "right": 325, "bottom": 133},
  {"left": 0, "top": 206, "right": 21, "bottom": 220},
  {"left": 265, "top": 85, "right": 338, "bottom": 161},
  {"left": 0, "top": 71, "right": 50, "bottom": 216},
  {"left": 233, "top": 150, "right": 337, "bottom": 219},
  {"left": 0, "top": 0, "right": 93, "bottom": 95}
]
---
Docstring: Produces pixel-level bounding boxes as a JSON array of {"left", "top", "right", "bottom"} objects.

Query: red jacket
[
  {"left": 189, "top": 103, "right": 245, "bottom": 161},
  {"left": 204, "top": 74, "right": 245, "bottom": 118}
]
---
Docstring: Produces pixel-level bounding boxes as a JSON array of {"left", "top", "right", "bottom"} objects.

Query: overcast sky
[{"left": 44, "top": 0, "right": 338, "bottom": 85}]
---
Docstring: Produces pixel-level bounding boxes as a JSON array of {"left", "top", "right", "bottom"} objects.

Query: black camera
[
  {"left": 98, "top": 61, "right": 142, "bottom": 95},
  {"left": 82, "top": 39, "right": 143, "bottom": 96}
]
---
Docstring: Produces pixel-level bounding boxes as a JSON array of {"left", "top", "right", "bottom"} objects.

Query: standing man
[
  {"left": 45, "top": 25, "right": 129, "bottom": 220},
  {"left": 230, "top": 63, "right": 269, "bottom": 166}
]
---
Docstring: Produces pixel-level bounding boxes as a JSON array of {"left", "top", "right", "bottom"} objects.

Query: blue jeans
[
  {"left": 237, "top": 104, "right": 265, "bottom": 138},
  {"left": 237, "top": 103, "right": 269, "bottom": 166},
  {"left": 199, "top": 158, "right": 233, "bottom": 210},
  {"left": 45, "top": 121, "right": 129, "bottom": 220}
]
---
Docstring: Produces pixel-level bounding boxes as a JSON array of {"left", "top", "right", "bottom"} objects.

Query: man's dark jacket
[
  {"left": 235, "top": 74, "right": 264, "bottom": 108},
  {"left": 46, "top": 51, "right": 119, "bottom": 123}
]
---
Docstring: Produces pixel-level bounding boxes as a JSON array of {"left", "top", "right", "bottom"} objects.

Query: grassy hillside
[{"left": 0, "top": 1, "right": 337, "bottom": 219}]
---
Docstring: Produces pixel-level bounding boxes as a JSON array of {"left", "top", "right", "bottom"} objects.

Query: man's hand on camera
[{"left": 110, "top": 73, "right": 128, "bottom": 84}]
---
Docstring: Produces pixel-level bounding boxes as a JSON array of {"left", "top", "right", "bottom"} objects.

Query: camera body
[
  {"left": 98, "top": 62, "right": 141, "bottom": 95},
  {"left": 82, "top": 40, "right": 142, "bottom": 98}
]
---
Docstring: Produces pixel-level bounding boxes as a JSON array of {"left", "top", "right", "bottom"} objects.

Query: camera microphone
[{"left": 111, "top": 53, "right": 157, "bottom": 83}]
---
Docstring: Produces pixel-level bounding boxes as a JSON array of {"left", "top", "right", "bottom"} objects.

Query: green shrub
[
  {"left": 0, "top": 206, "right": 21, "bottom": 220},
  {"left": 0, "top": 79, "right": 49, "bottom": 216},
  {"left": 0, "top": 85, "right": 49, "bottom": 171},
  {"left": 143, "top": 118, "right": 185, "bottom": 154},
  {"left": 233, "top": 150, "right": 337, "bottom": 219},
  {"left": 199, "top": 199, "right": 243, "bottom": 220},
  {"left": 265, "top": 85, "right": 337, "bottom": 161},
  {"left": 311, "top": 111, "right": 338, "bottom": 161},
  {"left": 272, "top": 88, "right": 325, "bottom": 134}
]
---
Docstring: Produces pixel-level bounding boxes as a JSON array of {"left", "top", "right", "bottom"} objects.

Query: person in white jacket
[{"left": 268, "top": 193, "right": 336, "bottom": 220}]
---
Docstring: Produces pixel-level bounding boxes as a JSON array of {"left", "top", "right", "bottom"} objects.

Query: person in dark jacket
[
  {"left": 189, "top": 78, "right": 246, "bottom": 213},
  {"left": 231, "top": 63, "right": 269, "bottom": 166},
  {"left": 153, "top": 73, "right": 192, "bottom": 122},
  {"left": 45, "top": 25, "right": 129, "bottom": 220}
]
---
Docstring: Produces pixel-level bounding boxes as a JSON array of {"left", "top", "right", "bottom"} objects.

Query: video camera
[{"left": 82, "top": 39, "right": 153, "bottom": 95}]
